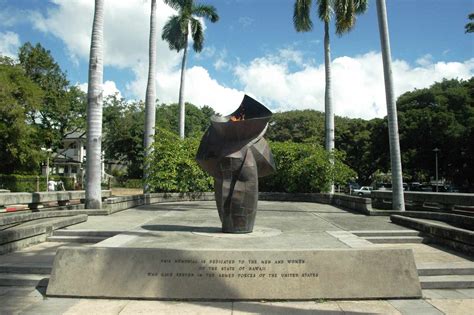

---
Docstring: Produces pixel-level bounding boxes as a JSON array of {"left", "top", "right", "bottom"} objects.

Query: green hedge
[
  {"left": 0, "top": 174, "right": 75, "bottom": 192},
  {"left": 260, "top": 142, "right": 356, "bottom": 193},
  {"left": 146, "top": 128, "right": 213, "bottom": 193},
  {"left": 145, "top": 130, "right": 356, "bottom": 194}
]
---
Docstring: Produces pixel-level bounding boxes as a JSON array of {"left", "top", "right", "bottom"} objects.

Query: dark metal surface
[{"left": 196, "top": 95, "right": 275, "bottom": 233}]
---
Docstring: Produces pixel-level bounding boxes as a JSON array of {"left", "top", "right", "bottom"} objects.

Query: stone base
[{"left": 47, "top": 246, "right": 421, "bottom": 300}]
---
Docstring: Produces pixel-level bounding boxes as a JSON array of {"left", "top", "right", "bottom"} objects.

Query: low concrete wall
[
  {"left": 259, "top": 192, "right": 374, "bottom": 215},
  {"left": 331, "top": 194, "right": 373, "bottom": 214},
  {"left": 0, "top": 190, "right": 112, "bottom": 212},
  {"left": 259, "top": 192, "right": 332, "bottom": 204},
  {"left": 372, "top": 191, "right": 474, "bottom": 211}
]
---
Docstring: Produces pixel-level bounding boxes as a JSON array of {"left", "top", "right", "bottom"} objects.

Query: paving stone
[
  {"left": 0, "top": 286, "right": 10, "bottom": 295},
  {"left": 428, "top": 298, "right": 474, "bottom": 315},
  {"left": 233, "top": 301, "right": 342, "bottom": 314},
  {"left": 2, "top": 286, "right": 44, "bottom": 297},
  {"left": 423, "top": 289, "right": 471, "bottom": 299},
  {"left": 21, "top": 298, "right": 80, "bottom": 315},
  {"left": 60, "top": 299, "right": 129, "bottom": 315},
  {"left": 119, "top": 301, "right": 232, "bottom": 315},
  {"left": 389, "top": 299, "right": 444, "bottom": 314},
  {"left": 337, "top": 300, "right": 402, "bottom": 314},
  {"left": 455, "top": 288, "right": 474, "bottom": 298},
  {"left": 0, "top": 295, "right": 43, "bottom": 314}
]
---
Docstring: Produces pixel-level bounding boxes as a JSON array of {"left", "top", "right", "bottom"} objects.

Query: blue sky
[{"left": 1, "top": 0, "right": 473, "bottom": 118}]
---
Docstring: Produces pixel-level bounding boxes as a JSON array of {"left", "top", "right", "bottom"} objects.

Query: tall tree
[
  {"left": 85, "top": 0, "right": 105, "bottom": 209},
  {"left": 162, "top": 0, "right": 219, "bottom": 139},
  {"left": 18, "top": 42, "right": 86, "bottom": 149},
  {"left": 103, "top": 95, "right": 145, "bottom": 179},
  {"left": 293, "top": 0, "right": 368, "bottom": 193},
  {"left": 376, "top": 0, "right": 405, "bottom": 210},
  {"left": 143, "top": 0, "right": 157, "bottom": 193},
  {"left": 0, "top": 58, "right": 43, "bottom": 174}
]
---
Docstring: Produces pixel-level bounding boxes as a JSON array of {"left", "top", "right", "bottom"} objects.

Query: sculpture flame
[{"left": 196, "top": 95, "right": 275, "bottom": 233}]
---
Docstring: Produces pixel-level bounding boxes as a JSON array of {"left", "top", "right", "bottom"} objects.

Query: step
[
  {"left": 52, "top": 229, "right": 121, "bottom": 237},
  {"left": 390, "top": 215, "right": 474, "bottom": 248},
  {"left": 419, "top": 275, "right": 474, "bottom": 289},
  {"left": 351, "top": 230, "right": 420, "bottom": 237},
  {"left": 46, "top": 235, "right": 106, "bottom": 243},
  {"left": 417, "top": 263, "right": 474, "bottom": 276},
  {"left": 0, "top": 265, "right": 51, "bottom": 275},
  {"left": 0, "top": 273, "right": 49, "bottom": 287},
  {"left": 364, "top": 236, "right": 425, "bottom": 244}
]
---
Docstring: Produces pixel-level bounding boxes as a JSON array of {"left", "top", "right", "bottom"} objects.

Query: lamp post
[
  {"left": 433, "top": 148, "right": 440, "bottom": 192},
  {"left": 41, "top": 148, "right": 52, "bottom": 191}
]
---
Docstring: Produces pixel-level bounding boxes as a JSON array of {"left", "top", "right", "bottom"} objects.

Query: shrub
[
  {"left": 145, "top": 128, "right": 213, "bottom": 193},
  {"left": 0, "top": 174, "right": 76, "bottom": 192},
  {"left": 145, "top": 129, "right": 355, "bottom": 194},
  {"left": 259, "top": 142, "right": 356, "bottom": 193}
]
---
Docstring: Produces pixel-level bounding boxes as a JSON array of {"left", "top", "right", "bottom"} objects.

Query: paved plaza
[{"left": 1, "top": 201, "right": 473, "bottom": 314}]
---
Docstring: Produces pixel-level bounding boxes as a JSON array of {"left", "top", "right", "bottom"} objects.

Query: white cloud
[
  {"left": 234, "top": 50, "right": 474, "bottom": 119},
  {"left": 31, "top": 0, "right": 180, "bottom": 72},
  {"left": 29, "top": 1, "right": 474, "bottom": 120},
  {"left": 126, "top": 62, "right": 243, "bottom": 115},
  {"left": 0, "top": 31, "right": 20, "bottom": 59},
  {"left": 416, "top": 54, "right": 433, "bottom": 66},
  {"left": 77, "top": 80, "right": 122, "bottom": 99}
]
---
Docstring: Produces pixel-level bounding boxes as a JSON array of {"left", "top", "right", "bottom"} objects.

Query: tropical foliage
[
  {"left": 260, "top": 142, "right": 356, "bottom": 193},
  {"left": 0, "top": 57, "right": 44, "bottom": 174},
  {"left": 146, "top": 128, "right": 213, "bottom": 193}
]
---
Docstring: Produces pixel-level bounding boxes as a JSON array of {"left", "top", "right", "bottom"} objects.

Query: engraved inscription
[{"left": 146, "top": 257, "right": 319, "bottom": 280}]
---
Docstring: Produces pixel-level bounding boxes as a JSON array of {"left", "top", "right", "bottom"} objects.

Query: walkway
[{"left": 1, "top": 201, "right": 473, "bottom": 314}]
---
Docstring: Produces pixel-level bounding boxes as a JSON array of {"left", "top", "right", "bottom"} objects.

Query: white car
[{"left": 352, "top": 186, "right": 373, "bottom": 197}]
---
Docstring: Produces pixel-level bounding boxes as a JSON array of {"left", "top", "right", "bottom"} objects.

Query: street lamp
[
  {"left": 433, "top": 148, "right": 440, "bottom": 192},
  {"left": 41, "top": 148, "right": 52, "bottom": 191}
]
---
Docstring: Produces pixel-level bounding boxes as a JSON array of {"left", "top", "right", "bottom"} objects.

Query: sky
[{"left": 1, "top": 0, "right": 473, "bottom": 119}]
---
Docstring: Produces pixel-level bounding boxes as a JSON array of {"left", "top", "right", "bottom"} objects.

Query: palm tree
[
  {"left": 85, "top": 0, "right": 105, "bottom": 209},
  {"left": 375, "top": 0, "right": 405, "bottom": 211},
  {"left": 143, "top": 0, "right": 157, "bottom": 193},
  {"left": 162, "top": 0, "right": 219, "bottom": 139},
  {"left": 294, "top": 0, "right": 368, "bottom": 193}
]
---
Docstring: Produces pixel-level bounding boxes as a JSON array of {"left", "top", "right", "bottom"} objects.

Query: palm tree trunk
[
  {"left": 178, "top": 36, "right": 188, "bottom": 139},
  {"left": 85, "top": 0, "right": 104, "bottom": 209},
  {"left": 143, "top": 0, "right": 157, "bottom": 193},
  {"left": 376, "top": 0, "right": 405, "bottom": 211},
  {"left": 324, "top": 21, "right": 335, "bottom": 194}
]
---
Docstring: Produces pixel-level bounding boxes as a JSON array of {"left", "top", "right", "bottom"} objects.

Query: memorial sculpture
[{"left": 196, "top": 95, "right": 276, "bottom": 233}]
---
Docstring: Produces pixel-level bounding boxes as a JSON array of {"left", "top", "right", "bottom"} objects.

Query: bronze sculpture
[{"left": 196, "top": 95, "right": 275, "bottom": 233}]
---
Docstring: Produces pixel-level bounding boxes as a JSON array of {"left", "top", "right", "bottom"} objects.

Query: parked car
[{"left": 352, "top": 186, "right": 373, "bottom": 197}]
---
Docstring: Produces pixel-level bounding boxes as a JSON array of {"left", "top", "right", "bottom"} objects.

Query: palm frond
[
  {"left": 163, "top": 0, "right": 186, "bottom": 12},
  {"left": 353, "top": 0, "right": 368, "bottom": 15},
  {"left": 317, "top": 0, "right": 332, "bottom": 22},
  {"left": 294, "top": 0, "right": 313, "bottom": 32},
  {"left": 466, "top": 22, "right": 474, "bottom": 33},
  {"left": 192, "top": 4, "right": 219, "bottom": 23},
  {"left": 162, "top": 15, "right": 187, "bottom": 52},
  {"left": 335, "top": 0, "right": 354, "bottom": 35},
  {"left": 190, "top": 18, "right": 204, "bottom": 52}
]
